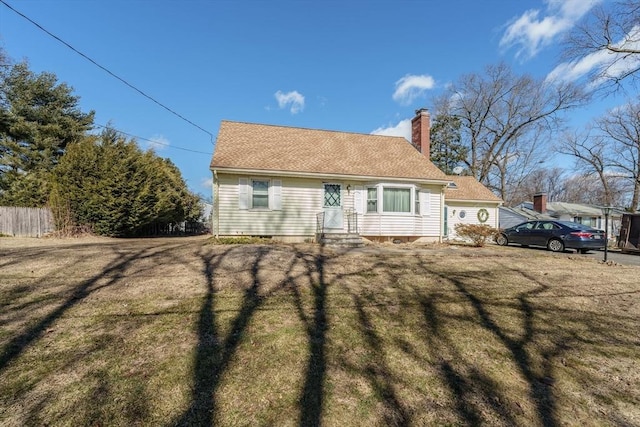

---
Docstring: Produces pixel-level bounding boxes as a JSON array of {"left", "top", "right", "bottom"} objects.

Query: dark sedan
[{"left": 495, "top": 220, "right": 606, "bottom": 253}]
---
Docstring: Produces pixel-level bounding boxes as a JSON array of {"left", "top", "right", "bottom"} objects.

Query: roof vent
[{"left": 447, "top": 182, "right": 458, "bottom": 189}]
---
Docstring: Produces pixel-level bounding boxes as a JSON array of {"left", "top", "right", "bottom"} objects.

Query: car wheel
[
  {"left": 496, "top": 234, "right": 508, "bottom": 246},
  {"left": 547, "top": 238, "right": 564, "bottom": 252}
]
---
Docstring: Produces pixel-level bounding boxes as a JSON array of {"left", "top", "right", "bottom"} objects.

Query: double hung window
[
  {"left": 252, "top": 180, "right": 269, "bottom": 209},
  {"left": 367, "top": 188, "right": 378, "bottom": 213}
]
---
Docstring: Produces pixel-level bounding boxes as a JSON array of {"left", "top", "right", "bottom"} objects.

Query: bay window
[{"left": 383, "top": 187, "right": 411, "bottom": 213}]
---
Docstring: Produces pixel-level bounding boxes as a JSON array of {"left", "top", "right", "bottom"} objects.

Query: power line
[
  {"left": 0, "top": 0, "right": 215, "bottom": 144},
  {"left": 93, "top": 124, "right": 213, "bottom": 155}
]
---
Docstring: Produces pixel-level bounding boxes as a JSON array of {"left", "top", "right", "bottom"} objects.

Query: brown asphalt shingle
[
  {"left": 445, "top": 176, "right": 502, "bottom": 202},
  {"left": 211, "top": 121, "right": 449, "bottom": 181}
]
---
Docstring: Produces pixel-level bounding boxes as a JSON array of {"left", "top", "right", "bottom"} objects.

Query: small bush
[{"left": 454, "top": 223, "right": 497, "bottom": 247}]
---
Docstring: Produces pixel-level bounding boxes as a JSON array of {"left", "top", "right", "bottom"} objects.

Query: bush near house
[{"left": 454, "top": 223, "right": 497, "bottom": 247}]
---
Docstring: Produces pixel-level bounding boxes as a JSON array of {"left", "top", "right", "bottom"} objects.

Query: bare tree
[
  {"left": 433, "top": 62, "right": 588, "bottom": 201},
  {"left": 563, "top": 0, "right": 640, "bottom": 90},
  {"left": 596, "top": 99, "right": 640, "bottom": 210},
  {"left": 558, "top": 129, "right": 614, "bottom": 205},
  {"left": 508, "top": 167, "right": 567, "bottom": 206},
  {"left": 557, "top": 173, "right": 629, "bottom": 206}
]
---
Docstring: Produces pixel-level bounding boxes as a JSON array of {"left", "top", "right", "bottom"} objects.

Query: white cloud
[
  {"left": 201, "top": 177, "right": 213, "bottom": 190},
  {"left": 371, "top": 118, "right": 412, "bottom": 140},
  {"left": 500, "top": 0, "right": 601, "bottom": 59},
  {"left": 275, "top": 90, "right": 305, "bottom": 114},
  {"left": 392, "top": 74, "right": 435, "bottom": 105},
  {"left": 145, "top": 134, "right": 170, "bottom": 151},
  {"left": 546, "top": 25, "right": 640, "bottom": 87}
]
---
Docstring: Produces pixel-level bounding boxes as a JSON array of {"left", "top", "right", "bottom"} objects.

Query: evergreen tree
[
  {"left": 51, "top": 129, "right": 203, "bottom": 236},
  {"left": 430, "top": 114, "right": 467, "bottom": 175},
  {"left": 0, "top": 61, "right": 94, "bottom": 206}
]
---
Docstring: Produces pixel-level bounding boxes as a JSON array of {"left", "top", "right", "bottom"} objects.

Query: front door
[{"left": 323, "top": 183, "right": 343, "bottom": 230}]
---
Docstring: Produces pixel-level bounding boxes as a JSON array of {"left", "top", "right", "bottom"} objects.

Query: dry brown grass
[{"left": 0, "top": 236, "right": 638, "bottom": 426}]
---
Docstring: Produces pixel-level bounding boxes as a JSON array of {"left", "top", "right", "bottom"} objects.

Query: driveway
[{"left": 584, "top": 248, "right": 640, "bottom": 267}]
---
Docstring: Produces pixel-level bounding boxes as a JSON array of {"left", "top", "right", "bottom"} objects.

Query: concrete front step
[{"left": 319, "top": 233, "right": 364, "bottom": 247}]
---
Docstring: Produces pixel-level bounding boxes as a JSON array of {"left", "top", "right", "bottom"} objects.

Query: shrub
[{"left": 454, "top": 223, "right": 497, "bottom": 247}]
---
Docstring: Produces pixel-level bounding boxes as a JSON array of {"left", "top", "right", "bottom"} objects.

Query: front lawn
[{"left": 0, "top": 237, "right": 638, "bottom": 426}]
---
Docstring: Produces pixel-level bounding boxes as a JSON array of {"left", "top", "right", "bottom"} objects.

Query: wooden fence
[{"left": 0, "top": 206, "right": 55, "bottom": 237}]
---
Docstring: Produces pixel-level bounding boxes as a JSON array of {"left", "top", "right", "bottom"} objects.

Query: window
[
  {"left": 252, "top": 180, "right": 269, "bottom": 208},
  {"left": 383, "top": 187, "right": 411, "bottom": 213},
  {"left": 575, "top": 216, "right": 597, "bottom": 227},
  {"left": 516, "top": 222, "right": 535, "bottom": 231},
  {"left": 239, "top": 178, "right": 281, "bottom": 211},
  {"left": 323, "top": 184, "right": 341, "bottom": 207},
  {"left": 415, "top": 189, "right": 420, "bottom": 214},
  {"left": 367, "top": 187, "right": 377, "bottom": 213}
]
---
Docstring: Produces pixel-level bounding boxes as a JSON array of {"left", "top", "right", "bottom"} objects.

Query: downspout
[
  {"left": 440, "top": 185, "right": 446, "bottom": 243},
  {"left": 213, "top": 169, "right": 219, "bottom": 238}
]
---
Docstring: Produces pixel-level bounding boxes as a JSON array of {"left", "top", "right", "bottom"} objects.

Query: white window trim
[
  {"left": 250, "top": 178, "right": 270, "bottom": 210},
  {"left": 365, "top": 186, "right": 378, "bottom": 214},
  {"left": 364, "top": 183, "right": 423, "bottom": 216},
  {"left": 239, "top": 177, "right": 282, "bottom": 211}
]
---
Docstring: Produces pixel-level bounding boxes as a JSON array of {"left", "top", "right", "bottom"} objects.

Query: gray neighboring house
[
  {"left": 499, "top": 206, "right": 554, "bottom": 229},
  {"left": 501, "top": 193, "right": 624, "bottom": 244}
]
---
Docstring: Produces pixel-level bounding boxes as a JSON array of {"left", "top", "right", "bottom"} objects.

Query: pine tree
[
  {"left": 430, "top": 114, "right": 467, "bottom": 175},
  {"left": 0, "top": 61, "right": 94, "bottom": 206}
]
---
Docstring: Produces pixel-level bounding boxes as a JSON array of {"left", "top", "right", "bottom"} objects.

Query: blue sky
[{"left": 0, "top": 0, "right": 629, "bottom": 197}]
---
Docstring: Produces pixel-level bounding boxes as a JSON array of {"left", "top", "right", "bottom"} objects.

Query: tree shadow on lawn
[
  {"left": 410, "top": 256, "right": 639, "bottom": 427},
  {"left": 176, "top": 243, "right": 366, "bottom": 427},
  {"left": 0, "top": 239, "right": 199, "bottom": 425},
  {"left": 0, "top": 241, "right": 182, "bottom": 372},
  {"left": 286, "top": 246, "right": 330, "bottom": 427},
  {"left": 176, "top": 244, "right": 300, "bottom": 425}
]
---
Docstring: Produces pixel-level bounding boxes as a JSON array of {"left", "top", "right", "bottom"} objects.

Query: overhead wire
[
  {"left": 92, "top": 124, "right": 213, "bottom": 155},
  {"left": 0, "top": 0, "right": 215, "bottom": 145}
]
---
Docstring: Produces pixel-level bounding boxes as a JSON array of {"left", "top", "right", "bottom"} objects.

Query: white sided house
[
  {"left": 444, "top": 176, "right": 503, "bottom": 240},
  {"left": 210, "top": 109, "right": 500, "bottom": 243}
]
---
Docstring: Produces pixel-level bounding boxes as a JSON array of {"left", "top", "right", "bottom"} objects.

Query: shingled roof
[
  {"left": 444, "top": 176, "right": 502, "bottom": 203},
  {"left": 211, "top": 121, "right": 449, "bottom": 182}
]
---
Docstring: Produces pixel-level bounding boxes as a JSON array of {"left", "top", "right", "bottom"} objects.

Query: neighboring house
[
  {"left": 444, "top": 176, "right": 502, "bottom": 239},
  {"left": 209, "top": 109, "right": 501, "bottom": 243},
  {"left": 499, "top": 206, "right": 555, "bottom": 229},
  {"left": 509, "top": 193, "right": 624, "bottom": 244}
]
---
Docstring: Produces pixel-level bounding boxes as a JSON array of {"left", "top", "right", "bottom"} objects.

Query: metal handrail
[
  {"left": 346, "top": 210, "right": 358, "bottom": 234},
  {"left": 316, "top": 212, "right": 325, "bottom": 236}
]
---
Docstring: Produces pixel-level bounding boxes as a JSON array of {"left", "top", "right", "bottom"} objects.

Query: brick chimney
[
  {"left": 411, "top": 108, "right": 431, "bottom": 157},
  {"left": 533, "top": 193, "right": 547, "bottom": 213}
]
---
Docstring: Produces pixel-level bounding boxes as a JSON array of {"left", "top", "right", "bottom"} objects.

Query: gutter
[{"left": 210, "top": 166, "right": 450, "bottom": 186}]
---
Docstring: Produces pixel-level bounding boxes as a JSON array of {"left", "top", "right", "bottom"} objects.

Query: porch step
[{"left": 319, "top": 233, "right": 364, "bottom": 248}]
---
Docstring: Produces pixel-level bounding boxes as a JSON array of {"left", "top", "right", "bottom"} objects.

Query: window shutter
[
  {"left": 238, "top": 178, "right": 249, "bottom": 210},
  {"left": 271, "top": 179, "right": 282, "bottom": 210},
  {"left": 419, "top": 190, "right": 430, "bottom": 216},
  {"left": 354, "top": 186, "right": 364, "bottom": 214}
]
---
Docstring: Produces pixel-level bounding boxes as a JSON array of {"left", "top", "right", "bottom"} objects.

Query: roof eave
[
  {"left": 211, "top": 166, "right": 450, "bottom": 185},
  {"left": 446, "top": 198, "right": 503, "bottom": 204}
]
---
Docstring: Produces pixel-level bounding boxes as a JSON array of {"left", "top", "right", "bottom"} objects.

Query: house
[
  {"left": 209, "top": 109, "right": 502, "bottom": 243},
  {"left": 443, "top": 176, "right": 502, "bottom": 239},
  {"left": 499, "top": 206, "right": 555, "bottom": 229},
  {"left": 505, "top": 193, "right": 624, "bottom": 244}
]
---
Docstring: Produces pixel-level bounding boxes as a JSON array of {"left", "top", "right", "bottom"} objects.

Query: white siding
[
  {"left": 217, "top": 174, "right": 322, "bottom": 236},
  {"left": 215, "top": 174, "right": 444, "bottom": 238},
  {"left": 359, "top": 184, "right": 442, "bottom": 238},
  {"left": 445, "top": 202, "right": 500, "bottom": 239}
]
